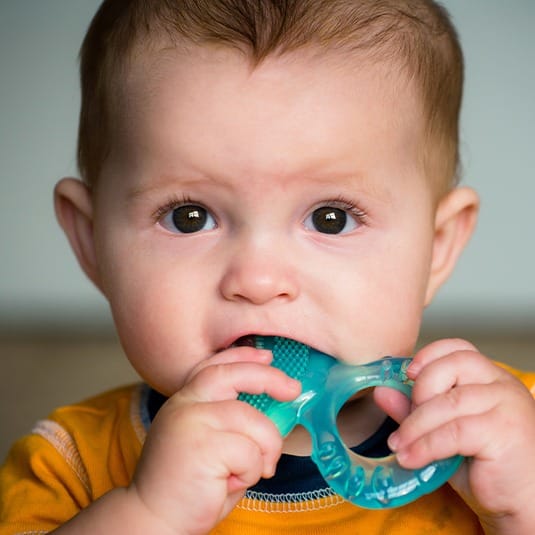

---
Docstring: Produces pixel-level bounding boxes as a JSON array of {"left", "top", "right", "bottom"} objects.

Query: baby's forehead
[
  {"left": 107, "top": 44, "right": 431, "bottom": 198},
  {"left": 78, "top": 1, "right": 462, "bottom": 192},
  {"left": 125, "top": 43, "right": 421, "bottom": 111},
  {"left": 118, "top": 44, "right": 426, "bottom": 160},
  {"left": 118, "top": 48, "right": 424, "bottom": 169}
]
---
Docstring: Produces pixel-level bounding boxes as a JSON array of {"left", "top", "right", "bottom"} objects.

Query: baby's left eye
[{"left": 304, "top": 206, "right": 360, "bottom": 235}]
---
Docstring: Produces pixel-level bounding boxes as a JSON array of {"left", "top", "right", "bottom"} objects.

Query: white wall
[{"left": 0, "top": 1, "right": 533, "bottom": 332}]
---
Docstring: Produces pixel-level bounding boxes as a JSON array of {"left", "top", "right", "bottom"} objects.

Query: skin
[{"left": 53, "top": 46, "right": 535, "bottom": 534}]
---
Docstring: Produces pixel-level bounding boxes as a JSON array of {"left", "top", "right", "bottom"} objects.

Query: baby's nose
[{"left": 219, "top": 242, "right": 299, "bottom": 305}]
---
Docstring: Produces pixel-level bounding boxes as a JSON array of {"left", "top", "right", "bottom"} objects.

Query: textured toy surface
[{"left": 238, "top": 336, "right": 463, "bottom": 509}]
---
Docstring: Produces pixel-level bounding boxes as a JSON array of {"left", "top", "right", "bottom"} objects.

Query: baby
[{"left": 1, "top": 1, "right": 535, "bottom": 534}]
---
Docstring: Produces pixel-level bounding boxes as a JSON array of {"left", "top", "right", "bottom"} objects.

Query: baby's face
[{"left": 92, "top": 47, "right": 438, "bottom": 395}]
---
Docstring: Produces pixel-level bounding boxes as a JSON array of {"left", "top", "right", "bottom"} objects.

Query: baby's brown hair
[{"left": 78, "top": 0, "right": 463, "bottom": 194}]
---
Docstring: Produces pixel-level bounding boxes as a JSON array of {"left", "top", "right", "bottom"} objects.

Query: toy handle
[{"left": 302, "top": 356, "right": 463, "bottom": 508}]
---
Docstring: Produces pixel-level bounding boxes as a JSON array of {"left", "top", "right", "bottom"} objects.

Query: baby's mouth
[{"left": 228, "top": 334, "right": 257, "bottom": 349}]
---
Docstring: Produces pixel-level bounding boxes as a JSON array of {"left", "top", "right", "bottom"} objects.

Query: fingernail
[
  {"left": 290, "top": 378, "right": 302, "bottom": 392},
  {"left": 387, "top": 431, "right": 399, "bottom": 451},
  {"left": 407, "top": 361, "right": 421, "bottom": 378},
  {"left": 258, "top": 350, "right": 273, "bottom": 361}
]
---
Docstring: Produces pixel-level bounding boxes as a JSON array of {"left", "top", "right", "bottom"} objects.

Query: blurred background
[{"left": 1, "top": 1, "right": 533, "bottom": 461}]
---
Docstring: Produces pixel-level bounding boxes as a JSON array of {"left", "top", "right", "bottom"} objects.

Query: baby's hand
[
  {"left": 383, "top": 339, "right": 535, "bottom": 534},
  {"left": 129, "top": 347, "right": 300, "bottom": 535}
]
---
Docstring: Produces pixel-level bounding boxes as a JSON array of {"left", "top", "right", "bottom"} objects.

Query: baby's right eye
[{"left": 160, "top": 204, "right": 217, "bottom": 234}]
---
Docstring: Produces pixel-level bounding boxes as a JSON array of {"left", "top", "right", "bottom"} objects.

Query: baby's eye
[
  {"left": 160, "top": 204, "right": 217, "bottom": 234},
  {"left": 304, "top": 206, "right": 360, "bottom": 235}
]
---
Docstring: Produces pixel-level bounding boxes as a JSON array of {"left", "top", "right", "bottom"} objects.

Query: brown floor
[{"left": 1, "top": 330, "right": 534, "bottom": 463}]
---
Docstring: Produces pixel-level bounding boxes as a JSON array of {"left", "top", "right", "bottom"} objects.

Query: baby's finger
[
  {"left": 182, "top": 361, "right": 301, "bottom": 404},
  {"left": 206, "top": 400, "right": 285, "bottom": 476},
  {"left": 373, "top": 386, "right": 411, "bottom": 424},
  {"left": 186, "top": 346, "right": 273, "bottom": 382},
  {"left": 409, "top": 338, "right": 477, "bottom": 378},
  {"left": 410, "top": 350, "right": 506, "bottom": 406},
  {"left": 393, "top": 411, "right": 496, "bottom": 469},
  {"left": 217, "top": 432, "right": 271, "bottom": 493},
  {"left": 389, "top": 382, "right": 501, "bottom": 457},
  {"left": 155, "top": 397, "right": 285, "bottom": 478}
]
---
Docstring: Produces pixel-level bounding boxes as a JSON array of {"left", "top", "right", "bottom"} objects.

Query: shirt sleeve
[{"left": 0, "top": 420, "right": 91, "bottom": 534}]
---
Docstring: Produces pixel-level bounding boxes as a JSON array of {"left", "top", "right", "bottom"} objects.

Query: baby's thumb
[{"left": 373, "top": 386, "right": 411, "bottom": 424}]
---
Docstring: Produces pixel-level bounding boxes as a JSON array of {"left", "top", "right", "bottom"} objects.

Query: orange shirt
[{"left": 1, "top": 363, "right": 534, "bottom": 534}]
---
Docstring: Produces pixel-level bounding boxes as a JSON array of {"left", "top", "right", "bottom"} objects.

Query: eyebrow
[
  {"left": 126, "top": 175, "right": 216, "bottom": 199},
  {"left": 126, "top": 167, "right": 394, "bottom": 204}
]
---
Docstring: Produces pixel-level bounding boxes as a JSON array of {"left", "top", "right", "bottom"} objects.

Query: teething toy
[{"left": 238, "top": 336, "right": 463, "bottom": 509}]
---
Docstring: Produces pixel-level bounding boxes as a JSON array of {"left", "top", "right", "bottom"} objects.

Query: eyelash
[
  {"left": 152, "top": 194, "right": 369, "bottom": 226},
  {"left": 318, "top": 196, "right": 369, "bottom": 224},
  {"left": 152, "top": 195, "right": 206, "bottom": 222}
]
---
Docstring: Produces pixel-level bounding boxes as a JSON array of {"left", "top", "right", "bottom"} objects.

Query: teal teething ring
[{"left": 238, "top": 336, "right": 463, "bottom": 509}]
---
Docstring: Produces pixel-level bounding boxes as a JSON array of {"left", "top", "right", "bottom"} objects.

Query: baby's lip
[{"left": 216, "top": 332, "right": 259, "bottom": 353}]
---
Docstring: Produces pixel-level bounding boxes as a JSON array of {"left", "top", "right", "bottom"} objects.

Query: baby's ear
[
  {"left": 54, "top": 178, "right": 102, "bottom": 292},
  {"left": 425, "top": 186, "right": 479, "bottom": 305}
]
